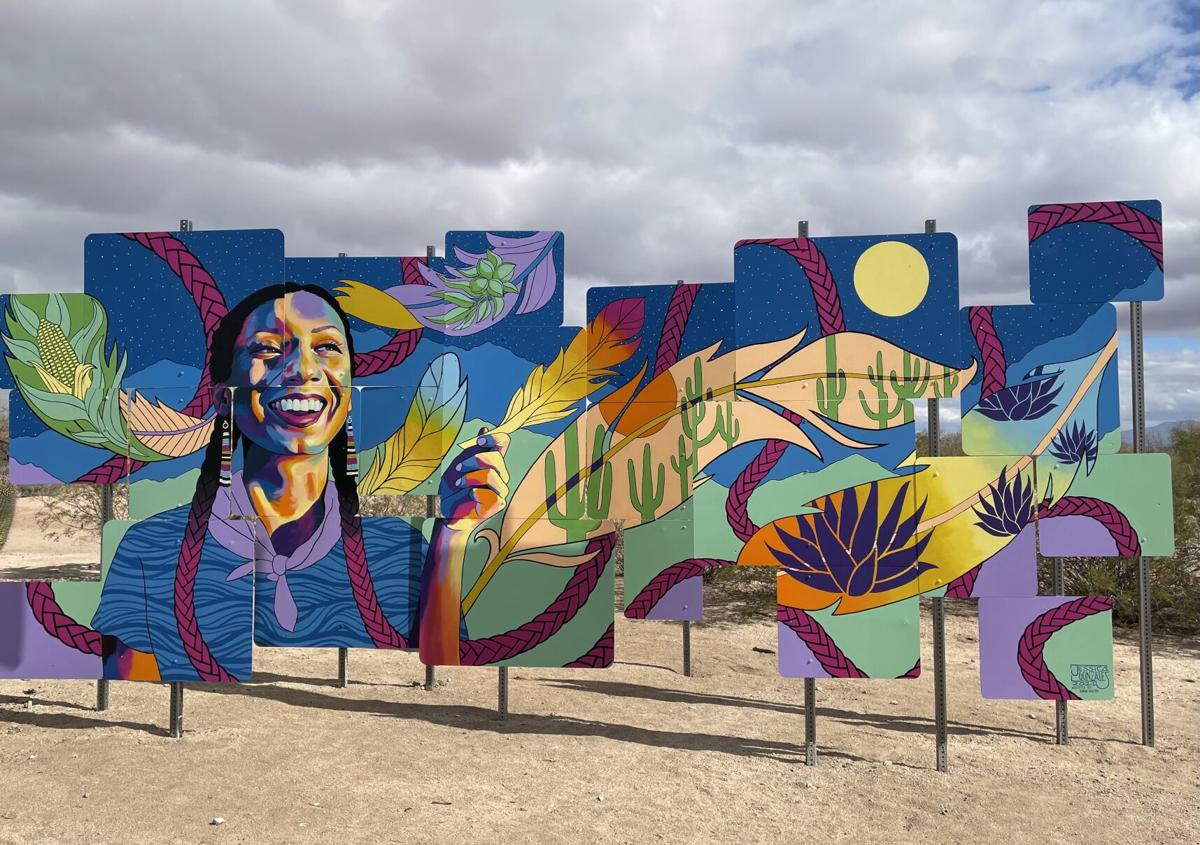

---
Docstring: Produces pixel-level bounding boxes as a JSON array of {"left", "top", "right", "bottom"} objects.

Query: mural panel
[{"left": 0, "top": 205, "right": 1173, "bottom": 704}]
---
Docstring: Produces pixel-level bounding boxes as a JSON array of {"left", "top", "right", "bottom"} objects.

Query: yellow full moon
[{"left": 852, "top": 241, "right": 929, "bottom": 317}]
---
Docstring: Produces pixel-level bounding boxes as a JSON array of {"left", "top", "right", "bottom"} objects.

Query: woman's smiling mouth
[{"left": 268, "top": 394, "right": 330, "bottom": 428}]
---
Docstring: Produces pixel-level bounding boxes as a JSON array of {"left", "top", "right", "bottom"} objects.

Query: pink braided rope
[
  {"left": 565, "top": 622, "right": 614, "bottom": 668},
  {"left": 724, "top": 409, "right": 804, "bottom": 542},
  {"left": 1037, "top": 495, "right": 1140, "bottom": 556},
  {"left": 967, "top": 305, "right": 1006, "bottom": 400},
  {"left": 944, "top": 564, "right": 983, "bottom": 599},
  {"left": 738, "top": 238, "right": 845, "bottom": 334},
  {"left": 459, "top": 532, "right": 616, "bottom": 665},
  {"left": 1029, "top": 202, "right": 1163, "bottom": 268},
  {"left": 943, "top": 495, "right": 1139, "bottom": 598},
  {"left": 722, "top": 243, "right": 849, "bottom": 646},
  {"left": 776, "top": 604, "right": 868, "bottom": 678},
  {"left": 653, "top": 283, "right": 701, "bottom": 377},
  {"left": 24, "top": 582, "right": 103, "bottom": 656},
  {"left": 401, "top": 256, "right": 429, "bottom": 285},
  {"left": 352, "top": 327, "right": 424, "bottom": 378},
  {"left": 342, "top": 505, "right": 407, "bottom": 649},
  {"left": 725, "top": 239, "right": 840, "bottom": 541},
  {"left": 174, "top": 474, "right": 236, "bottom": 682},
  {"left": 1017, "top": 595, "right": 1113, "bottom": 700},
  {"left": 75, "top": 232, "right": 229, "bottom": 484},
  {"left": 624, "top": 558, "right": 735, "bottom": 619}
]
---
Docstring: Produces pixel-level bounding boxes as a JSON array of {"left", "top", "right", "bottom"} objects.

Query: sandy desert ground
[
  {"left": 0, "top": 603, "right": 1196, "bottom": 845},
  {"left": 0, "top": 497, "right": 100, "bottom": 582}
]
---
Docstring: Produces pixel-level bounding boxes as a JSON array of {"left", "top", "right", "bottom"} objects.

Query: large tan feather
[{"left": 121, "top": 390, "right": 212, "bottom": 458}]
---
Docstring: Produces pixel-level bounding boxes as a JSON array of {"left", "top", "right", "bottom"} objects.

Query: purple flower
[
  {"left": 972, "top": 466, "right": 1033, "bottom": 537},
  {"left": 771, "top": 481, "right": 935, "bottom": 597},
  {"left": 976, "top": 368, "right": 1062, "bottom": 421},
  {"left": 1048, "top": 420, "right": 1098, "bottom": 473}
]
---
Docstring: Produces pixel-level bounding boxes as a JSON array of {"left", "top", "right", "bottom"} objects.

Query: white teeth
[{"left": 274, "top": 397, "right": 325, "bottom": 413}]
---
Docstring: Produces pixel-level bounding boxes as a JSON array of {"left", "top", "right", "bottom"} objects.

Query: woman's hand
[{"left": 438, "top": 429, "right": 510, "bottom": 528}]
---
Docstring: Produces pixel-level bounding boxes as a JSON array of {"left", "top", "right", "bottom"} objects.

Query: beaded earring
[
  {"left": 219, "top": 417, "right": 232, "bottom": 486},
  {"left": 345, "top": 409, "right": 358, "bottom": 479}
]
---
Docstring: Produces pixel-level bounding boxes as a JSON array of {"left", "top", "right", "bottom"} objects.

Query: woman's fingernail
[{"left": 477, "top": 437, "right": 487, "bottom": 447}]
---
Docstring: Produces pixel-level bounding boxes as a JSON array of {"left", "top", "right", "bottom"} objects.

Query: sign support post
[
  {"left": 168, "top": 217, "right": 193, "bottom": 738},
  {"left": 96, "top": 483, "right": 114, "bottom": 711},
  {"left": 797, "top": 220, "right": 818, "bottom": 767},
  {"left": 926, "top": 218, "right": 949, "bottom": 774},
  {"left": 1130, "top": 300, "right": 1154, "bottom": 746}
]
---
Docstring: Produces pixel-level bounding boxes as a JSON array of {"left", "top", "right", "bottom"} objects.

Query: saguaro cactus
[
  {"left": 627, "top": 443, "right": 666, "bottom": 524},
  {"left": 932, "top": 367, "right": 959, "bottom": 399},
  {"left": 545, "top": 420, "right": 612, "bottom": 542},
  {"left": 714, "top": 401, "right": 740, "bottom": 449},
  {"left": 888, "top": 350, "right": 930, "bottom": 423},
  {"left": 859, "top": 350, "right": 906, "bottom": 428},
  {"left": 816, "top": 335, "right": 846, "bottom": 420},
  {"left": 670, "top": 434, "right": 691, "bottom": 503}
]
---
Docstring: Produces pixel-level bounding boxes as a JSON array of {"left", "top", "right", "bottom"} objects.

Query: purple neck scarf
[{"left": 213, "top": 471, "right": 343, "bottom": 632}]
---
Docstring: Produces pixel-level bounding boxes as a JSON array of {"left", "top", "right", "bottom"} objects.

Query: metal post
[
  {"left": 337, "top": 648, "right": 348, "bottom": 688},
  {"left": 682, "top": 621, "right": 692, "bottom": 677},
  {"left": 804, "top": 678, "right": 817, "bottom": 766},
  {"left": 168, "top": 218, "right": 193, "bottom": 737},
  {"left": 96, "top": 483, "right": 114, "bottom": 711},
  {"left": 168, "top": 682, "right": 183, "bottom": 738},
  {"left": 1130, "top": 301, "right": 1154, "bottom": 746},
  {"left": 797, "top": 219, "right": 818, "bottom": 767},
  {"left": 421, "top": 250, "right": 439, "bottom": 693},
  {"left": 168, "top": 216, "right": 193, "bottom": 734},
  {"left": 497, "top": 666, "right": 509, "bottom": 719},
  {"left": 1053, "top": 557, "right": 1069, "bottom": 744},
  {"left": 926, "top": 218, "right": 949, "bottom": 774}
]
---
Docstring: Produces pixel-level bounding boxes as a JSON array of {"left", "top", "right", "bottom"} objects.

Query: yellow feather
[
  {"left": 333, "top": 279, "right": 422, "bottom": 330},
  {"left": 359, "top": 358, "right": 467, "bottom": 496},
  {"left": 463, "top": 304, "right": 639, "bottom": 447}
]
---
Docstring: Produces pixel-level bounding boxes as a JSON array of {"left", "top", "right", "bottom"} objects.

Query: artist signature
[{"left": 1070, "top": 663, "right": 1111, "bottom": 693}]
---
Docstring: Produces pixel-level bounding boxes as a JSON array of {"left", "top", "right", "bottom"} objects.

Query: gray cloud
[{"left": 1, "top": 1, "right": 1196, "bottom": 366}]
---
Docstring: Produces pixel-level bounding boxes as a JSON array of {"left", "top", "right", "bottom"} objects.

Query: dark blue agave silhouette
[
  {"left": 769, "top": 481, "right": 934, "bottom": 597},
  {"left": 976, "top": 365, "right": 1063, "bottom": 421},
  {"left": 1048, "top": 420, "right": 1098, "bottom": 473},
  {"left": 972, "top": 466, "right": 1034, "bottom": 537}
]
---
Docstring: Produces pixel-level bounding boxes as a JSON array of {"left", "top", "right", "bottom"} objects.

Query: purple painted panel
[
  {"left": 1038, "top": 514, "right": 1119, "bottom": 557},
  {"left": 970, "top": 526, "right": 1037, "bottom": 598},
  {"left": 0, "top": 584, "right": 101, "bottom": 679},
  {"left": 777, "top": 620, "right": 832, "bottom": 679},
  {"left": 644, "top": 576, "right": 702, "bottom": 621}
]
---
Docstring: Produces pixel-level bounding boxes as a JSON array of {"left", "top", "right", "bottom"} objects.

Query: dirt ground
[
  {"left": 0, "top": 497, "right": 100, "bottom": 582},
  {"left": 0, "top": 603, "right": 1196, "bottom": 844}
]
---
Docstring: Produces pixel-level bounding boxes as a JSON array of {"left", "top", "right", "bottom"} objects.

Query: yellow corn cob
[{"left": 33, "top": 319, "right": 93, "bottom": 400}]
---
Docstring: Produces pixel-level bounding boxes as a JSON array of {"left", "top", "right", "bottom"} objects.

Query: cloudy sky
[{"left": 1, "top": 1, "right": 1196, "bottom": 425}]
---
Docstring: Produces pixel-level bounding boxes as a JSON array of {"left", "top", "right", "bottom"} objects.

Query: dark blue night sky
[
  {"left": 6, "top": 228, "right": 577, "bottom": 483},
  {"left": 1029, "top": 199, "right": 1163, "bottom": 303},
  {"left": 733, "top": 233, "right": 963, "bottom": 366}
]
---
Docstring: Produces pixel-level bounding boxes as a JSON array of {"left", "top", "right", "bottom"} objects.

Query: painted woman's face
[{"left": 222, "top": 291, "right": 352, "bottom": 456}]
